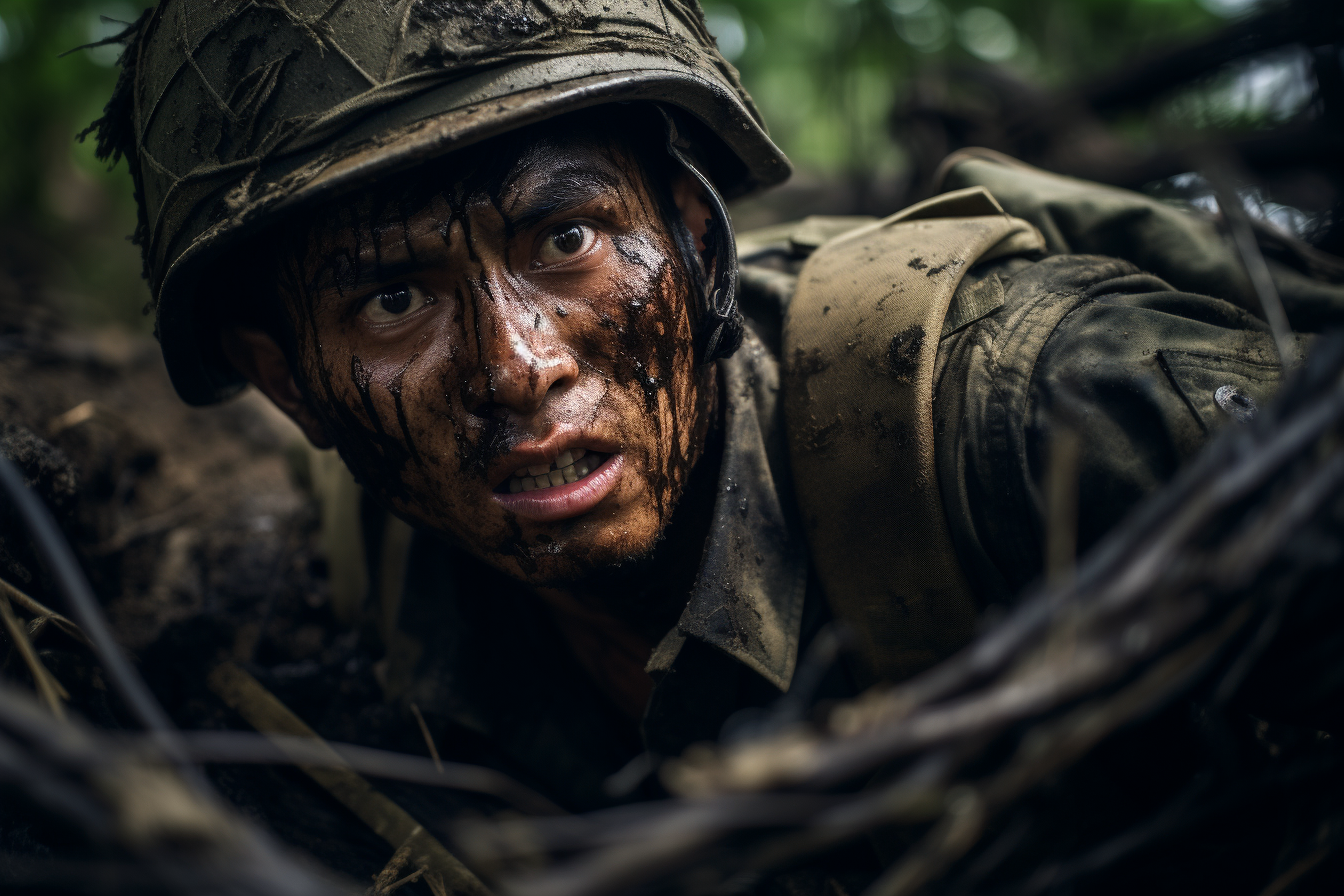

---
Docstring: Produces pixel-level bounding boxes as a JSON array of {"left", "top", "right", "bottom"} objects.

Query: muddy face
[{"left": 276, "top": 123, "right": 716, "bottom": 585}]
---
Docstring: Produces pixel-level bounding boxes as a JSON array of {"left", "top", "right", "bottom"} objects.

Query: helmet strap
[{"left": 657, "top": 107, "right": 744, "bottom": 364}]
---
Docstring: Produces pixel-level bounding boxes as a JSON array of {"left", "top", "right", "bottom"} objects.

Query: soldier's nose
[{"left": 463, "top": 299, "right": 578, "bottom": 418}]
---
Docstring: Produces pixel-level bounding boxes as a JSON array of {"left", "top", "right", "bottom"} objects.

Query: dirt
[
  {"left": 0, "top": 232, "right": 490, "bottom": 892},
  {"left": 0, "top": 216, "right": 375, "bottom": 709},
  {"left": 0, "top": 321, "right": 328, "bottom": 643}
]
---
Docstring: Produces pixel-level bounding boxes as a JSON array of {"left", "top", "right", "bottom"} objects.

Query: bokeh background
[{"left": 0, "top": 0, "right": 1339, "bottom": 336}]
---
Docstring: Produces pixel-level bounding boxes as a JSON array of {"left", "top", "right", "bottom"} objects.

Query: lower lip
[{"left": 492, "top": 453, "right": 625, "bottom": 522}]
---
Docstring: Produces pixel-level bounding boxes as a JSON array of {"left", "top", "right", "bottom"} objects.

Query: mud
[
  {"left": 411, "top": 0, "right": 545, "bottom": 38},
  {"left": 885, "top": 323, "right": 925, "bottom": 383},
  {"left": 788, "top": 347, "right": 828, "bottom": 378}
]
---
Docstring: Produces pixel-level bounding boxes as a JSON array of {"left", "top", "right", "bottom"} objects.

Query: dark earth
[{"left": 0, "top": 227, "right": 464, "bottom": 892}]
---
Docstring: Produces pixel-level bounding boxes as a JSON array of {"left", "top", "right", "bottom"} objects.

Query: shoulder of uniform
[
  {"left": 736, "top": 187, "right": 1020, "bottom": 265},
  {"left": 736, "top": 215, "right": 878, "bottom": 267},
  {"left": 736, "top": 216, "right": 879, "bottom": 350},
  {"left": 738, "top": 187, "right": 1044, "bottom": 319},
  {"left": 955, "top": 253, "right": 1145, "bottom": 329}
]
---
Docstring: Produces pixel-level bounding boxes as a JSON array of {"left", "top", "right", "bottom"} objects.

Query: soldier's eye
[
  {"left": 361, "top": 283, "right": 428, "bottom": 324},
  {"left": 536, "top": 223, "right": 595, "bottom": 266}
]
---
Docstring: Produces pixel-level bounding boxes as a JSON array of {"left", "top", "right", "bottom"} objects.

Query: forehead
[{"left": 303, "top": 115, "right": 660, "bottom": 245}]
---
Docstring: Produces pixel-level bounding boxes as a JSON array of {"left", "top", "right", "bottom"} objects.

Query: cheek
[
  {"left": 588, "top": 242, "right": 703, "bottom": 510},
  {"left": 586, "top": 236, "right": 694, "bottom": 367},
  {"left": 291, "top": 331, "right": 465, "bottom": 504},
  {"left": 371, "top": 337, "right": 511, "bottom": 486}
]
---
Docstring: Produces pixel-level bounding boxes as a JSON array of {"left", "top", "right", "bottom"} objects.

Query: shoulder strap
[{"left": 783, "top": 187, "right": 1046, "bottom": 683}]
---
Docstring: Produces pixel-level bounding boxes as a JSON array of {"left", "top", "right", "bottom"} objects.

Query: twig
[
  {"left": 369, "top": 841, "right": 422, "bottom": 895},
  {"left": 0, "top": 574, "right": 94, "bottom": 648},
  {"left": 47, "top": 400, "right": 97, "bottom": 437},
  {"left": 410, "top": 701, "right": 444, "bottom": 774},
  {"left": 1197, "top": 152, "right": 1299, "bottom": 368},
  {"left": 171, "top": 730, "right": 563, "bottom": 814},
  {"left": 0, "top": 681, "right": 351, "bottom": 896},
  {"left": 1257, "top": 845, "right": 1336, "bottom": 896},
  {"left": 93, "top": 497, "right": 205, "bottom": 555},
  {"left": 0, "top": 588, "right": 68, "bottom": 718},
  {"left": 209, "top": 661, "right": 494, "bottom": 896}
]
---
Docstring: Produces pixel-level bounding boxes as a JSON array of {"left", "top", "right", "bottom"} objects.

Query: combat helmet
[{"left": 89, "top": 0, "right": 791, "bottom": 405}]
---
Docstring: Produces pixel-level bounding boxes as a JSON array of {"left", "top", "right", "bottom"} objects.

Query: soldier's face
[{"left": 271, "top": 126, "right": 715, "bottom": 584}]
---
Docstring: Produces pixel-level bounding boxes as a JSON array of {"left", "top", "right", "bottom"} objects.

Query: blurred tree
[
  {"left": 0, "top": 0, "right": 154, "bottom": 331},
  {"left": 709, "top": 0, "right": 1233, "bottom": 179}
]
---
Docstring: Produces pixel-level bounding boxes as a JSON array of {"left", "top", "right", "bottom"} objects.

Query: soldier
[{"left": 84, "top": 0, "right": 1342, "bottom": 891}]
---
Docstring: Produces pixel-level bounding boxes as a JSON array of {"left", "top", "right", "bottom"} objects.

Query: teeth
[{"left": 506, "top": 451, "right": 603, "bottom": 493}]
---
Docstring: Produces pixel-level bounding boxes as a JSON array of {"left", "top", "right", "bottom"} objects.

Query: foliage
[
  {"left": 0, "top": 0, "right": 155, "bottom": 330},
  {"left": 708, "top": 0, "right": 1239, "bottom": 176}
]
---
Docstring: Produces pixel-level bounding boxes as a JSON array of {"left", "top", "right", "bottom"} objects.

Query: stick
[{"left": 208, "top": 661, "right": 492, "bottom": 896}]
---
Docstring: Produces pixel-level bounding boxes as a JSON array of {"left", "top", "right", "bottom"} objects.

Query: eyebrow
[
  {"left": 308, "top": 253, "right": 426, "bottom": 297},
  {"left": 302, "top": 154, "right": 630, "bottom": 295},
  {"left": 505, "top": 163, "right": 624, "bottom": 232}
]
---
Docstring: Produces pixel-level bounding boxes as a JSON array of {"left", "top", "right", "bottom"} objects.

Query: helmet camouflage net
[{"left": 86, "top": 0, "right": 790, "bottom": 404}]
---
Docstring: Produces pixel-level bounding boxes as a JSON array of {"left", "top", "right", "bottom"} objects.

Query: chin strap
[{"left": 658, "top": 107, "right": 743, "bottom": 364}]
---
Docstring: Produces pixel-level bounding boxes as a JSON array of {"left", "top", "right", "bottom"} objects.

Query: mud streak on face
[{"left": 272, "top": 113, "right": 717, "bottom": 587}]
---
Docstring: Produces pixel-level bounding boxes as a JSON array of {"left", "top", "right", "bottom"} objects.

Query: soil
[{"left": 0, "top": 232, "right": 432, "bottom": 891}]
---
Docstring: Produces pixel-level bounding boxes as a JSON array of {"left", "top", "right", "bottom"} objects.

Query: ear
[
  {"left": 220, "top": 328, "right": 333, "bottom": 449},
  {"left": 670, "top": 169, "right": 713, "bottom": 257}
]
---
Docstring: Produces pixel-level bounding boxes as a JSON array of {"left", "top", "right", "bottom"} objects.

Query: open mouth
[
  {"left": 492, "top": 450, "right": 624, "bottom": 523},
  {"left": 499, "top": 448, "right": 610, "bottom": 494}
]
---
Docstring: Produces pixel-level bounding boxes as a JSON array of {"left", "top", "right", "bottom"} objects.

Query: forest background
[{"left": 0, "top": 0, "right": 1298, "bottom": 338}]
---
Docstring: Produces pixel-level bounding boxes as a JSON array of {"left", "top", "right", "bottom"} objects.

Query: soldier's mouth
[
  {"left": 498, "top": 448, "right": 610, "bottom": 494},
  {"left": 492, "top": 451, "right": 624, "bottom": 523}
]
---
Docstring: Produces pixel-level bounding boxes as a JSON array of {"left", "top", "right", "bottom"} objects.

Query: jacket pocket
[{"left": 1157, "top": 349, "right": 1282, "bottom": 432}]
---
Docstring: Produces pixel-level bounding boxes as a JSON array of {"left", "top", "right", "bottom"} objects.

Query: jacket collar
[{"left": 647, "top": 329, "right": 808, "bottom": 692}]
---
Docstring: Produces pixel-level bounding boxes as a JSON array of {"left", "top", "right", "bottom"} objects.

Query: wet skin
[{"left": 225, "top": 125, "right": 718, "bottom": 595}]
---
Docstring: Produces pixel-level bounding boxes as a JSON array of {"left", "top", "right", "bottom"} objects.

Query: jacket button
[{"left": 1214, "top": 384, "right": 1258, "bottom": 423}]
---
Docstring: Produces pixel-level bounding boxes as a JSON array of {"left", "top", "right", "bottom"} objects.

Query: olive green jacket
[{"left": 368, "top": 166, "right": 1339, "bottom": 791}]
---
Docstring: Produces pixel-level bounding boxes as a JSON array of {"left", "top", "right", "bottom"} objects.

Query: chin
[{"left": 482, "top": 517, "right": 666, "bottom": 588}]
